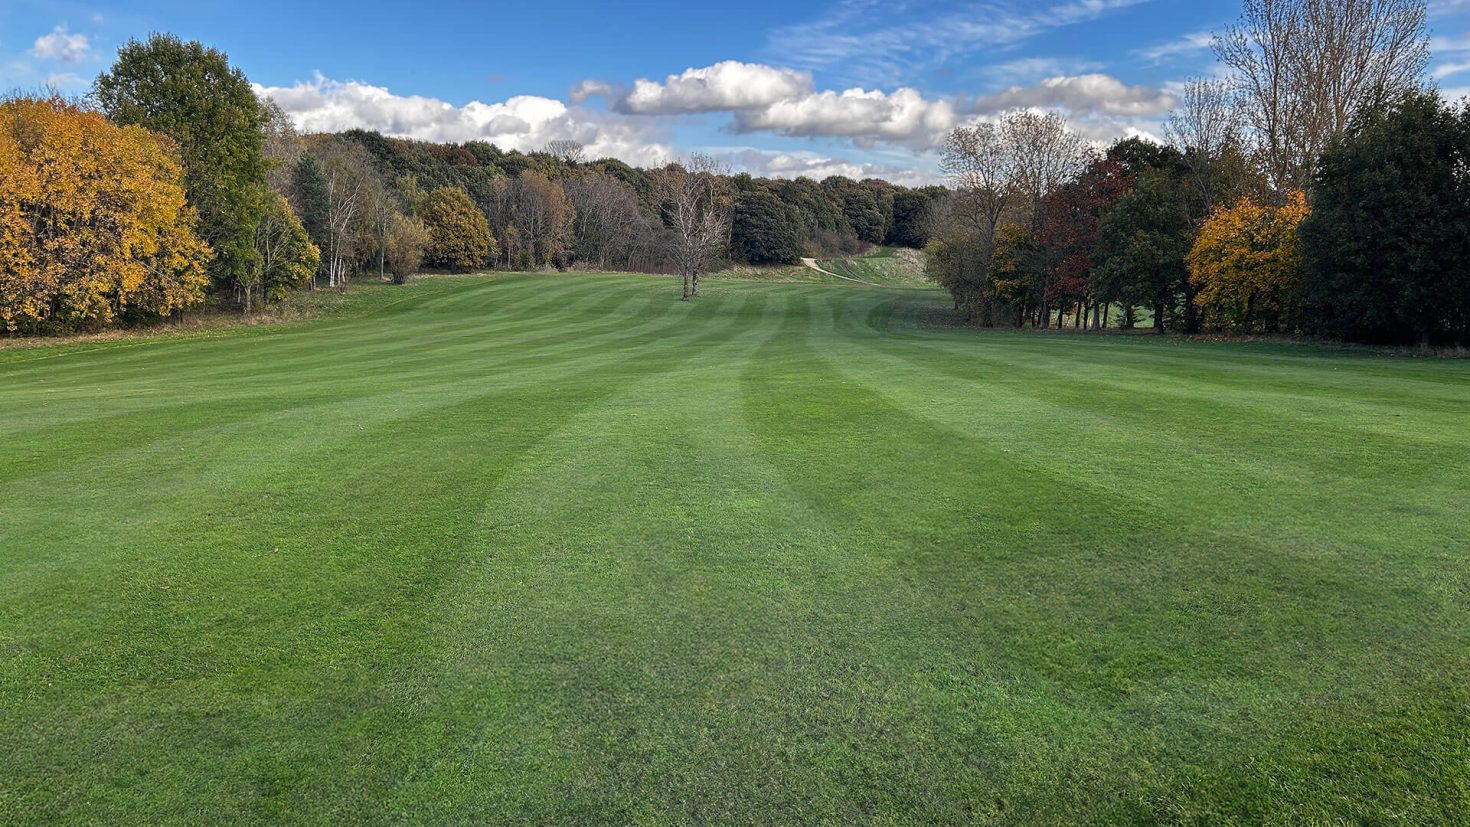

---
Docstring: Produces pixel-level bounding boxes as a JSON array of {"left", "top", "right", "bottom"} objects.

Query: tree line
[
  {"left": 0, "top": 32, "right": 942, "bottom": 333},
  {"left": 927, "top": 0, "right": 1469, "bottom": 347}
]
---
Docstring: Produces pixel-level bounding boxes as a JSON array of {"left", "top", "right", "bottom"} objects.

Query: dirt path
[{"left": 800, "top": 258, "right": 881, "bottom": 286}]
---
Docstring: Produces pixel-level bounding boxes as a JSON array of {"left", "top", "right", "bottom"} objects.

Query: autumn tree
[
  {"left": 260, "top": 97, "right": 303, "bottom": 195},
  {"left": 1188, "top": 192, "right": 1309, "bottom": 334},
  {"left": 0, "top": 96, "right": 210, "bottom": 333},
  {"left": 94, "top": 34, "right": 269, "bottom": 301},
  {"left": 512, "top": 171, "right": 575, "bottom": 269},
  {"left": 938, "top": 111, "right": 1084, "bottom": 324},
  {"left": 384, "top": 214, "right": 431, "bottom": 284},
  {"left": 421, "top": 186, "right": 496, "bottom": 271},
  {"left": 1037, "top": 153, "right": 1130, "bottom": 329}
]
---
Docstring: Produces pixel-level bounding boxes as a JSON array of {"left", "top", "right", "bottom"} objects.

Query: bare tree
[
  {"left": 1008, "top": 110, "right": 1085, "bottom": 210},
  {"left": 565, "top": 171, "right": 649, "bottom": 270},
  {"left": 362, "top": 172, "right": 399, "bottom": 280},
  {"left": 940, "top": 111, "right": 1083, "bottom": 241},
  {"left": 1214, "top": 0, "right": 1428, "bottom": 192},
  {"left": 312, "top": 140, "right": 376, "bottom": 291},
  {"left": 1165, "top": 77, "right": 1246, "bottom": 212},
  {"left": 939, "top": 111, "right": 1084, "bottom": 327},
  {"left": 545, "top": 139, "right": 585, "bottom": 165},
  {"left": 659, "top": 154, "right": 731, "bottom": 300},
  {"left": 941, "top": 121, "right": 1018, "bottom": 240}
]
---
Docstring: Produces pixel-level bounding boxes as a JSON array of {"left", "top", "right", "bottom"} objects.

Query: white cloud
[
  {"left": 254, "top": 74, "right": 675, "bottom": 167},
  {"left": 972, "top": 74, "right": 1175, "bottom": 117},
  {"left": 583, "top": 61, "right": 814, "bottom": 115},
  {"left": 733, "top": 86, "right": 960, "bottom": 149},
  {"left": 31, "top": 25, "right": 92, "bottom": 63},
  {"left": 1433, "top": 61, "right": 1470, "bottom": 79},
  {"left": 1134, "top": 31, "right": 1214, "bottom": 62}
]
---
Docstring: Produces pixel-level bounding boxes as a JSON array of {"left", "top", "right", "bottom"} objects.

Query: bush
[{"left": 385, "top": 214, "right": 431, "bottom": 283}]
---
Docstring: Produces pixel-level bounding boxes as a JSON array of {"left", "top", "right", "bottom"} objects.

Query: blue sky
[{"left": 5, "top": 0, "right": 1470, "bottom": 182}]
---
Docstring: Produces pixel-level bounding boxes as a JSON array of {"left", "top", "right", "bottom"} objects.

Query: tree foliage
[
  {"left": 94, "top": 34, "right": 268, "bottom": 297},
  {"left": 731, "top": 189, "right": 803, "bottom": 265},
  {"left": 1093, "top": 171, "right": 1194, "bottom": 331},
  {"left": 384, "top": 214, "right": 431, "bottom": 284},
  {"left": 1189, "top": 191, "right": 1309, "bottom": 333},
  {"left": 247, "top": 193, "right": 319, "bottom": 313},
  {"left": 420, "top": 186, "right": 496, "bottom": 271},
  {"left": 0, "top": 96, "right": 211, "bottom": 333},
  {"left": 1300, "top": 91, "right": 1470, "bottom": 345}
]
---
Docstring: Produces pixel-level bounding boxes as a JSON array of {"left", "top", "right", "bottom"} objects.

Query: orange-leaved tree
[
  {"left": 1187, "top": 191, "right": 1310, "bottom": 335},
  {"left": 0, "top": 95, "right": 211, "bottom": 334}
]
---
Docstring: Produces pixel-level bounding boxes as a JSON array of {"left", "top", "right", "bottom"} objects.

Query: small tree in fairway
[{"left": 659, "top": 155, "right": 730, "bottom": 300}]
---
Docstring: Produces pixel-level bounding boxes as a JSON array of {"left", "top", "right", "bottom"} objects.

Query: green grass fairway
[{"left": 2, "top": 274, "right": 1468, "bottom": 824}]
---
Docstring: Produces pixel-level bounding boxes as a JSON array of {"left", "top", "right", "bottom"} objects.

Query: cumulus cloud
[
  {"left": 576, "top": 60, "right": 961, "bottom": 150},
  {"left": 585, "top": 61, "right": 814, "bottom": 115},
  {"left": 732, "top": 86, "right": 959, "bottom": 149},
  {"left": 31, "top": 24, "right": 92, "bottom": 63},
  {"left": 254, "top": 74, "right": 675, "bottom": 167},
  {"left": 972, "top": 74, "right": 1175, "bottom": 117}
]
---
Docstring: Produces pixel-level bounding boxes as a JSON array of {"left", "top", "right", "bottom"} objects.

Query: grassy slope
[
  {"left": 817, "top": 246, "right": 928, "bottom": 286},
  {"left": 2, "top": 273, "right": 1468, "bottom": 824}
]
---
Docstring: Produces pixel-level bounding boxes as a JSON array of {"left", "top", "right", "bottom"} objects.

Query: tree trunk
[
  {"left": 1103, "top": 304, "right": 1110, "bottom": 329},
  {"left": 691, "top": 271, "right": 701, "bottom": 297},
  {"left": 681, "top": 273, "right": 691, "bottom": 300},
  {"left": 1039, "top": 301, "right": 1049, "bottom": 329},
  {"left": 1154, "top": 302, "right": 1165, "bottom": 333}
]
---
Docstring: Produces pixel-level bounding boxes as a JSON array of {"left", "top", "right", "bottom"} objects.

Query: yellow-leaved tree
[
  {"left": 1188, "top": 191, "right": 1310, "bottom": 335},
  {"left": 0, "top": 96, "right": 211, "bottom": 334}
]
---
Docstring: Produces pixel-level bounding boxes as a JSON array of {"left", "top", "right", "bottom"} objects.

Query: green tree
[
  {"left": 420, "top": 187, "right": 497, "bottom": 271},
  {"left": 94, "top": 33, "right": 268, "bottom": 301},
  {"left": 1300, "top": 91, "right": 1470, "bottom": 346},
  {"left": 730, "top": 189, "right": 803, "bottom": 265},
  {"left": 887, "top": 189, "right": 940, "bottom": 248},
  {"left": 291, "top": 155, "right": 330, "bottom": 258},
  {"left": 247, "top": 194, "right": 319, "bottom": 314},
  {"left": 1093, "top": 171, "right": 1193, "bottom": 332}
]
